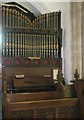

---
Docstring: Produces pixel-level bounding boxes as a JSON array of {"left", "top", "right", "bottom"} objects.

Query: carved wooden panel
[
  {"left": 36, "top": 108, "right": 55, "bottom": 118},
  {"left": 12, "top": 110, "right": 33, "bottom": 118},
  {"left": 10, "top": 106, "right": 79, "bottom": 119},
  {"left": 58, "top": 106, "right": 79, "bottom": 118}
]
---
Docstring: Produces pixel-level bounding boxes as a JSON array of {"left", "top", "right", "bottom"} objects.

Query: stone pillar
[
  {"left": 70, "top": 2, "right": 82, "bottom": 80},
  {"left": 82, "top": 2, "right": 84, "bottom": 78}
]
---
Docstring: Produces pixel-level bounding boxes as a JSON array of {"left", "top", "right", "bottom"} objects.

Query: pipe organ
[{"left": 1, "top": 2, "right": 84, "bottom": 119}]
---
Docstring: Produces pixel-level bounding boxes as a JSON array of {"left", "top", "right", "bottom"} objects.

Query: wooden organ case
[{"left": 2, "top": 2, "right": 84, "bottom": 119}]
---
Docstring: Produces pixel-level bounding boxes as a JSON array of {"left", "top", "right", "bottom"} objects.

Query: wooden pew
[{"left": 2, "top": 68, "right": 82, "bottom": 119}]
